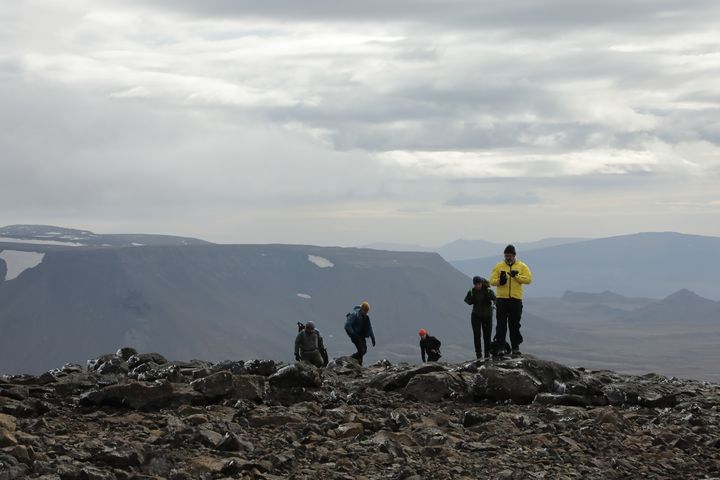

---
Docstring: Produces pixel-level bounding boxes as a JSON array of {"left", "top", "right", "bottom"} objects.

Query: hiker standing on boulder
[
  {"left": 418, "top": 329, "right": 442, "bottom": 362},
  {"left": 344, "top": 302, "right": 375, "bottom": 366},
  {"left": 464, "top": 276, "right": 496, "bottom": 359},
  {"left": 490, "top": 245, "right": 532, "bottom": 356},
  {"left": 294, "top": 321, "right": 326, "bottom": 368}
]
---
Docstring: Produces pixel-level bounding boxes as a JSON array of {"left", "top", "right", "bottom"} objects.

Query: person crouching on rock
[
  {"left": 344, "top": 301, "right": 376, "bottom": 366},
  {"left": 294, "top": 321, "right": 326, "bottom": 368},
  {"left": 419, "top": 329, "right": 442, "bottom": 362}
]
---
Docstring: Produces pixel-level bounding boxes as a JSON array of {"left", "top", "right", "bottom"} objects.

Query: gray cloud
[
  {"left": 124, "top": 1, "right": 720, "bottom": 34},
  {"left": 1, "top": 1, "right": 719, "bottom": 244}
]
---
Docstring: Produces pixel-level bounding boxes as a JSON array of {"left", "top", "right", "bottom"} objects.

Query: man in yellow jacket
[{"left": 490, "top": 244, "right": 532, "bottom": 356}]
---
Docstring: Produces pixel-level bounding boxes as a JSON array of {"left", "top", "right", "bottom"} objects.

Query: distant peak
[{"left": 661, "top": 289, "right": 708, "bottom": 302}]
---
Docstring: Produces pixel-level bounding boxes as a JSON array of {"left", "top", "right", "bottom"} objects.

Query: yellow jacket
[{"left": 490, "top": 260, "right": 532, "bottom": 299}]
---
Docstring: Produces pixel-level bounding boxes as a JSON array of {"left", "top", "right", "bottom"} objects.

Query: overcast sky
[{"left": 1, "top": 1, "right": 719, "bottom": 246}]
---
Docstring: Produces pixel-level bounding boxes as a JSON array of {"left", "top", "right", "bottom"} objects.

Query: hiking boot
[{"left": 511, "top": 348, "right": 522, "bottom": 357}]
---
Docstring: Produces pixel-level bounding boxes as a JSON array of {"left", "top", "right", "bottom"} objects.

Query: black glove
[
  {"left": 499, "top": 271, "right": 508, "bottom": 285},
  {"left": 510, "top": 270, "right": 518, "bottom": 278},
  {"left": 371, "top": 338, "right": 376, "bottom": 347},
  {"left": 295, "top": 354, "right": 301, "bottom": 361}
]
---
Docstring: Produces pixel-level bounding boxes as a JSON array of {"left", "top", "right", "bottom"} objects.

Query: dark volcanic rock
[
  {"left": 404, "top": 371, "right": 468, "bottom": 402},
  {"left": 191, "top": 371, "right": 266, "bottom": 401},
  {"left": 127, "top": 352, "right": 168, "bottom": 370},
  {"left": 268, "top": 363, "right": 322, "bottom": 388},
  {"left": 470, "top": 365, "right": 543, "bottom": 404},
  {"left": 243, "top": 359, "right": 277, "bottom": 377},
  {"left": 368, "top": 364, "right": 447, "bottom": 391},
  {"left": 79, "top": 380, "right": 198, "bottom": 410},
  {"left": 3, "top": 349, "right": 720, "bottom": 479},
  {"left": 116, "top": 347, "right": 138, "bottom": 360}
]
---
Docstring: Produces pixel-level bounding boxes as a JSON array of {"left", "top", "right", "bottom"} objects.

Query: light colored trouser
[{"left": 300, "top": 350, "right": 323, "bottom": 367}]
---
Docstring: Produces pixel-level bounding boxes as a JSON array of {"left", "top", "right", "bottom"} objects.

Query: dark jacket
[
  {"left": 344, "top": 306, "right": 375, "bottom": 343},
  {"left": 464, "top": 285, "right": 496, "bottom": 316},
  {"left": 420, "top": 335, "right": 441, "bottom": 362}
]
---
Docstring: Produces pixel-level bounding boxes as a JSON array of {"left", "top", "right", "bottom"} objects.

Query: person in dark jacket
[
  {"left": 294, "top": 321, "right": 326, "bottom": 368},
  {"left": 418, "top": 329, "right": 442, "bottom": 362},
  {"left": 464, "top": 275, "right": 496, "bottom": 359},
  {"left": 344, "top": 301, "right": 375, "bottom": 366}
]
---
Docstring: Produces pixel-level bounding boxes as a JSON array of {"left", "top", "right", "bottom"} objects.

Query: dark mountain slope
[{"left": 1, "top": 244, "right": 498, "bottom": 373}]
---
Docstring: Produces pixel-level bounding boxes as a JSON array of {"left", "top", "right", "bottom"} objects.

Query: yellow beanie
[{"left": 360, "top": 301, "right": 370, "bottom": 312}]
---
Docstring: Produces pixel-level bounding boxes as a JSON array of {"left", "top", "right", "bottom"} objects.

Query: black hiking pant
[
  {"left": 495, "top": 298, "right": 524, "bottom": 350},
  {"left": 471, "top": 312, "right": 493, "bottom": 358},
  {"left": 426, "top": 351, "right": 441, "bottom": 362},
  {"left": 350, "top": 336, "right": 367, "bottom": 365}
]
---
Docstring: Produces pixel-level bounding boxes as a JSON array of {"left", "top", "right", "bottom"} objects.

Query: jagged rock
[
  {"left": 0, "top": 452, "right": 28, "bottom": 479},
  {"left": 232, "top": 375, "right": 266, "bottom": 402},
  {"left": 248, "top": 412, "right": 303, "bottom": 428},
  {"left": 326, "top": 356, "right": 363, "bottom": 375},
  {"left": 404, "top": 371, "right": 467, "bottom": 402},
  {"left": 368, "top": 364, "right": 446, "bottom": 391},
  {"left": 533, "top": 393, "right": 590, "bottom": 407},
  {"left": 136, "top": 364, "right": 183, "bottom": 383},
  {"left": 0, "top": 415, "right": 17, "bottom": 449},
  {"left": 79, "top": 380, "right": 198, "bottom": 410},
  {"left": 127, "top": 352, "right": 168, "bottom": 370},
  {"left": 96, "top": 357, "right": 128, "bottom": 375},
  {"left": 87, "top": 354, "right": 117, "bottom": 372},
  {"left": 191, "top": 372, "right": 266, "bottom": 401},
  {"left": 0, "top": 387, "right": 27, "bottom": 401},
  {"left": 269, "top": 363, "right": 322, "bottom": 388},
  {"left": 461, "top": 410, "right": 493, "bottom": 427},
  {"left": 92, "top": 446, "right": 144, "bottom": 468},
  {"left": 196, "top": 428, "right": 224, "bottom": 447},
  {"left": 243, "top": 359, "right": 277, "bottom": 377},
  {"left": 210, "top": 360, "right": 246, "bottom": 375},
  {"left": 116, "top": 347, "right": 138, "bottom": 360},
  {"left": 215, "top": 432, "right": 242, "bottom": 452},
  {"left": 2, "top": 351, "right": 719, "bottom": 479},
  {"left": 470, "top": 365, "right": 543, "bottom": 404},
  {"left": 36, "top": 372, "right": 58, "bottom": 385}
]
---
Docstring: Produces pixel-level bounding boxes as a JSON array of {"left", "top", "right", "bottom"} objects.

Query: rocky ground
[{"left": 1, "top": 348, "right": 720, "bottom": 479}]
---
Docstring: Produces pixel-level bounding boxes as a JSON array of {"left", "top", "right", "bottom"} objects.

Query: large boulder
[
  {"left": 79, "top": 380, "right": 199, "bottom": 410},
  {"left": 244, "top": 360, "right": 277, "bottom": 377},
  {"left": 191, "top": 372, "right": 266, "bottom": 401},
  {"left": 470, "top": 365, "right": 543, "bottom": 404},
  {"left": 268, "top": 363, "right": 322, "bottom": 389},
  {"left": 368, "top": 364, "right": 447, "bottom": 391},
  {"left": 326, "top": 356, "right": 363, "bottom": 375},
  {"left": 127, "top": 352, "right": 168, "bottom": 370},
  {"left": 404, "top": 371, "right": 468, "bottom": 402},
  {"left": 0, "top": 413, "right": 17, "bottom": 448},
  {"left": 514, "top": 356, "right": 580, "bottom": 390}
]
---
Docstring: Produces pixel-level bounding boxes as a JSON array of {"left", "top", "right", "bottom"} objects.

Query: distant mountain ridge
[
  {"left": 362, "top": 237, "right": 586, "bottom": 261},
  {"left": 0, "top": 224, "right": 211, "bottom": 247},
  {"left": 452, "top": 232, "right": 720, "bottom": 300}
]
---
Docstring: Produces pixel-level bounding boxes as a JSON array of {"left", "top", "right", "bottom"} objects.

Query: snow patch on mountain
[
  {"left": 0, "top": 237, "right": 84, "bottom": 247},
  {"left": 308, "top": 255, "right": 334, "bottom": 268},
  {"left": 0, "top": 250, "right": 45, "bottom": 281}
]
